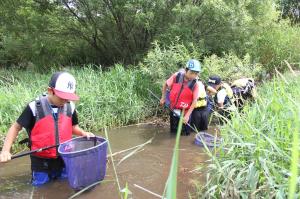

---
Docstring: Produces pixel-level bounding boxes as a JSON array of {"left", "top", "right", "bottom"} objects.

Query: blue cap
[{"left": 186, "top": 59, "right": 201, "bottom": 72}]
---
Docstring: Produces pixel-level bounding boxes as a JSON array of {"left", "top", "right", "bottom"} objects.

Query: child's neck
[{"left": 47, "top": 95, "right": 55, "bottom": 106}]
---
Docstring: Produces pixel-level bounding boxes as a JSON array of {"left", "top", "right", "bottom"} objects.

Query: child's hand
[
  {"left": 159, "top": 97, "right": 165, "bottom": 106},
  {"left": 0, "top": 151, "right": 11, "bottom": 162},
  {"left": 82, "top": 132, "right": 95, "bottom": 139},
  {"left": 183, "top": 115, "right": 190, "bottom": 124}
]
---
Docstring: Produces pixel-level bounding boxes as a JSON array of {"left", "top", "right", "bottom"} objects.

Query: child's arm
[
  {"left": 72, "top": 125, "right": 94, "bottom": 138},
  {"left": 207, "top": 85, "right": 217, "bottom": 95},
  {"left": 161, "top": 73, "right": 177, "bottom": 105},
  {"left": 160, "top": 82, "right": 168, "bottom": 105},
  {"left": 184, "top": 100, "right": 197, "bottom": 124},
  {"left": 0, "top": 122, "right": 22, "bottom": 162}
]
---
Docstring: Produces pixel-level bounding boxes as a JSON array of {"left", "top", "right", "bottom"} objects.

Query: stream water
[{"left": 0, "top": 124, "right": 215, "bottom": 199}]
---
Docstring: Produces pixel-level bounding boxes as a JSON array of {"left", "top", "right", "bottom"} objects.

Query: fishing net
[
  {"left": 58, "top": 136, "right": 107, "bottom": 190},
  {"left": 194, "top": 132, "right": 222, "bottom": 147}
]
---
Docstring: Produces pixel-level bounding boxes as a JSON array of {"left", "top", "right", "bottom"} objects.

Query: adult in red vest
[
  {"left": 160, "top": 59, "right": 201, "bottom": 135},
  {"left": 0, "top": 72, "right": 94, "bottom": 186}
]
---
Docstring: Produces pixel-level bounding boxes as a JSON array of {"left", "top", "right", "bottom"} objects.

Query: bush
[
  {"left": 203, "top": 53, "right": 264, "bottom": 82},
  {"left": 139, "top": 40, "right": 201, "bottom": 88},
  {"left": 247, "top": 23, "right": 300, "bottom": 73},
  {"left": 140, "top": 41, "right": 265, "bottom": 86}
]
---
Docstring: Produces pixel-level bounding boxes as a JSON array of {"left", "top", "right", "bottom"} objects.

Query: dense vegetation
[
  {"left": 0, "top": 0, "right": 299, "bottom": 73},
  {"left": 196, "top": 73, "right": 300, "bottom": 198},
  {"left": 0, "top": 0, "right": 299, "bottom": 198}
]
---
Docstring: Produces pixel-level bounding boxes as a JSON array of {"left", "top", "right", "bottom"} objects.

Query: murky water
[{"left": 0, "top": 124, "right": 212, "bottom": 199}]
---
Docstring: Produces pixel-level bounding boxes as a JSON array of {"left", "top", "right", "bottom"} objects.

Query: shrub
[
  {"left": 203, "top": 53, "right": 264, "bottom": 82},
  {"left": 247, "top": 23, "right": 300, "bottom": 73}
]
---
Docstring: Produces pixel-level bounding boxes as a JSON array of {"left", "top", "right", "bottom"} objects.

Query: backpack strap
[
  {"left": 188, "top": 79, "right": 197, "bottom": 91},
  {"left": 35, "top": 95, "right": 53, "bottom": 122},
  {"left": 175, "top": 72, "right": 196, "bottom": 91},
  {"left": 175, "top": 72, "right": 184, "bottom": 83},
  {"left": 35, "top": 97, "right": 44, "bottom": 122}
]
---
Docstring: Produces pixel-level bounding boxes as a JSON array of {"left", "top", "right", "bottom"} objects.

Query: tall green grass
[
  {"left": 72, "top": 65, "right": 154, "bottom": 130},
  {"left": 197, "top": 73, "right": 300, "bottom": 198}
]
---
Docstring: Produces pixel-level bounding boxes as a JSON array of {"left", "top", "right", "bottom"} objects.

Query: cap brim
[
  {"left": 53, "top": 89, "right": 79, "bottom": 101},
  {"left": 207, "top": 83, "right": 217, "bottom": 88}
]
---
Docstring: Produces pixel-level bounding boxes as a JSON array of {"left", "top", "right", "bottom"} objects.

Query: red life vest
[
  {"left": 30, "top": 96, "right": 72, "bottom": 158},
  {"left": 169, "top": 73, "right": 196, "bottom": 110}
]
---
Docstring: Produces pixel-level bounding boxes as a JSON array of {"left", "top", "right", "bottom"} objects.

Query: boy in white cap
[{"left": 0, "top": 71, "right": 94, "bottom": 186}]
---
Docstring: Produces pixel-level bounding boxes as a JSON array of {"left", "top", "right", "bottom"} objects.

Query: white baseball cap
[{"left": 49, "top": 72, "right": 79, "bottom": 101}]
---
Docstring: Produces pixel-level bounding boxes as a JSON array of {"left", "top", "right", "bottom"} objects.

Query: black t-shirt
[{"left": 17, "top": 104, "right": 79, "bottom": 134}]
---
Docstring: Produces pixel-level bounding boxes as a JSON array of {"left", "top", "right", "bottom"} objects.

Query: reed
[{"left": 197, "top": 73, "right": 300, "bottom": 198}]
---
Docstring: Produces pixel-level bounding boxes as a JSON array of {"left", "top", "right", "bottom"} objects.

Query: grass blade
[{"left": 164, "top": 109, "right": 184, "bottom": 199}]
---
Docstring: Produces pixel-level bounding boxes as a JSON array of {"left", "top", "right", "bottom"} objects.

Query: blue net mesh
[
  {"left": 58, "top": 136, "right": 107, "bottom": 190},
  {"left": 194, "top": 132, "right": 222, "bottom": 147}
]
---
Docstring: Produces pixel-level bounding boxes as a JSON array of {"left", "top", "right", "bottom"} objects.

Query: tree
[
  {"left": 0, "top": 0, "right": 77, "bottom": 68},
  {"left": 157, "top": 0, "right": 279, "bottom": 57},
  {"left": 60, "top": 0, "right": 179, "bottom": 65}
]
